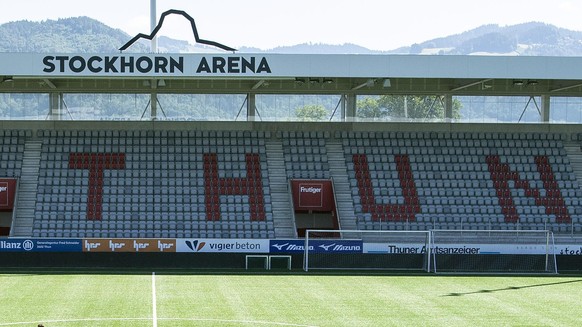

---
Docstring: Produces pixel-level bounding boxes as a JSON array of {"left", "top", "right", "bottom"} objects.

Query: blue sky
[{"left": 1, "top": 0, "right": 581, "bottom": 51}]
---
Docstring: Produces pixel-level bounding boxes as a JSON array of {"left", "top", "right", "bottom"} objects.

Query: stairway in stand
[
  {"left": 265, "top": 139, "right": 296, "bottom": 238},
  {"left": 326, "top": 140, "right": 357, "bottom": 230},
  {"left": 11, "top": 140, "right": 42, "bottom": 237}
]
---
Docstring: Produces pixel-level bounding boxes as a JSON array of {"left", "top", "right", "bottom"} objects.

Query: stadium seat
[{"left": 31, "top": 129, "right": 275, "bottom": 239}]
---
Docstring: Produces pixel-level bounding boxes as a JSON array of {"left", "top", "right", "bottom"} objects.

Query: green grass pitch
[{"left": 0, "top": 271, "right": 580, "bottom": 326}]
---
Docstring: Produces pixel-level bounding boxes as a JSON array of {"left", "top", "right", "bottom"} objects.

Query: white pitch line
[
  {"left": 0, "top": 317, "right": 319, "bottom": 327},
  {"left": 152, "top": 271, "right": 158, "bottom": 327}
]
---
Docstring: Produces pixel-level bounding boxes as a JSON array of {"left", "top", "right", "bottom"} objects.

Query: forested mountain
[
  {"left": 239, "top": 43, "right": 378, "bottom": 54},
  {"left": 390, "top": 22, "right": 582, "bottom": 56},
  {"left": 1, "top": 17, "right": 582, "bottom": 56},
  {"left": 0, "top": 17, "right": 148, "bottom": 53},
  {"left": 393, "top": 22, "right": 582, "bottom": 56}
]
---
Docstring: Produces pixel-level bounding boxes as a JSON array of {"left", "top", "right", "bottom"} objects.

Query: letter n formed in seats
[
  {"left": 486, "top": 155, "right": 571, "bottom": 223},
  {"left": 203, "top": 153, "right": 265, "bottom": 221}
]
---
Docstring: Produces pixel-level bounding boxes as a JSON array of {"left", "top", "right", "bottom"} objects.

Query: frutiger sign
[
  {"left": 291, "top": 180, "right": 335, "bottom": 211},
  {"left": 82, "top": 239, "right": 176, "bottom": 252},
  {"left": 0, "top": 179, "right": 17, "bottom": 211},
  {"left": 300, "top": 186, "right": 322, "bottom": 194},
  {"left": 297, "top": 182, "right": 324, "bottom": 208}
]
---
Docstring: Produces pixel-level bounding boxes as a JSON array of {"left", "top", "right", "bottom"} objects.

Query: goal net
[
  {"left": 430, "top": 230, "right": 557, "bottom": 274},
  {"left": 303, "top": 229, "right": 431, "bottom": 272}
]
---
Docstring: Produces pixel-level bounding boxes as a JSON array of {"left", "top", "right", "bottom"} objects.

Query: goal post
[
  {"left": 430, "top": 229, "right": 558, "bottom": 274},
  {"left": 303, "top": 229, "right": 432, "bottom": 272}
]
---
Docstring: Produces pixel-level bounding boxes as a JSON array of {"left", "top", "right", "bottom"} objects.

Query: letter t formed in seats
[{"left": 69, "top": 153, "right": 125, "bottom": 220}]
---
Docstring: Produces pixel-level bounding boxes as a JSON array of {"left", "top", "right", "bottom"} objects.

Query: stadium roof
[{"left": 1, "top": 53, "right": 582, "bottom": 97}]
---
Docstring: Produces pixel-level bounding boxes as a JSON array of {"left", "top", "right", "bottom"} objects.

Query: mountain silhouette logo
[
  {"left": 184, "top": 240, "right": 206, "bottom": 252},
  {"left": 119, "top": 9, "right": 236, "bottom": 52}
]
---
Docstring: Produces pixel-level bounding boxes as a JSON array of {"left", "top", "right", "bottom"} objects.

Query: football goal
[
  {"left": 303, "top": 229, "right": 431, "bottom": 272},
  {"left": 430, "top": 229, "right": 558, "bottom": 274}
]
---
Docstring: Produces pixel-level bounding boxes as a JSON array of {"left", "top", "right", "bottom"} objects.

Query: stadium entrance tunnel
[
  {"left": 290, "top": 180, "right": 339, "bottom": 237},
  {"left": 0, "top": 178, "right": 17, "bottom": 236}
]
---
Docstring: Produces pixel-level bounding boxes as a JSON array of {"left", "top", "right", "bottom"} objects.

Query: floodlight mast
[
  {"left": 151, "top": 0, "right": 157, "bottom": 53},
  {"left": 149, "top": 0, "right": 158, "bottom": 120}
]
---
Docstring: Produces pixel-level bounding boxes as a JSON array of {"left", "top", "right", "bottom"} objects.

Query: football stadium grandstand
[
  {"left": 0, "top": 126, "right": 579, "bottom": 239},
  {"left": 1, "top": 12, "right": 582, "bottom": 271}
]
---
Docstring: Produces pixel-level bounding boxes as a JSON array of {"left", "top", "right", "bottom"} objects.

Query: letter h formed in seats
[
  {"left": 203, "top": 153, "right": 265, "bottom": 221},
  {"left": 69, "top": 153, "right": 125, "bottom": 220}
]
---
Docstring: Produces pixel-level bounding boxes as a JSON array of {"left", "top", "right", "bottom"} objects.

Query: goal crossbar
[
  {"left": 303, "top": 229, "right": 432, "bottom": 272},
  {"left": 303, "top": 229, "right": 558, "bottom": 274},
  {"left": 430, "top": 229, "right": 558, "bottom": 274}
]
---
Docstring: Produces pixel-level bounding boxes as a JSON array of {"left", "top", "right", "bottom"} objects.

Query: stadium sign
[
  {"left": 307, "top": 240, "right": 363, "bottom": 253},
  {"left": 176, "top": 239, "right": 269, "bottom": 253},
  {"left": 0, "top": 238, "right": 579, "bottom": 255},
  {"left": 82, "top": 239, "right": 176, "bottom": 252},
  {"left": 270, "top": 240, "right": 315, "bottom": 253},
  {"left": 0, "top": 179, "right": 17, "bottom": 210},
  {"left": 0, "top": 239, "right": 32, "bottom": 251},
  {"left": 43, "top": 55, "right": 184, "bottom": 74},
  {"left": 291, "top": 180, "right": 335, "bottom": 211},
  {"left": 40, "top": 54, "right": 271, "bottom": 76},
  {"left": 557, "top": 245, "right": 582, "bottom": 255},
  {"left": 195, "top": 56, "right": 271, "bottom": 74},
  {"left": 364, "top": 242, "right": 582, "bottom": 255},
  {"left": 0, "top": 239, "right": 82, "bottom": 252},
  {"left": 270, "top": 240, "right": 368, "bottom": 254},
  {"left": 6, "top": 52, "right": 582, "bottom": 79}
]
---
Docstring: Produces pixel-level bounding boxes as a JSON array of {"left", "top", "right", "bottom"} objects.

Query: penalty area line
[{"left": 0, "top": 317, "right": 319, "bottom": 327}]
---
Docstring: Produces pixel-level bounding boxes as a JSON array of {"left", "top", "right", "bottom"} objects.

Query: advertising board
[
  {"left": 0, "top": 239, "right": 82, "bottom": 252},
  {"left": 176, "top": 239, "right": 269, "bottom": 253},
  {"left": 82, "top": 239, "right": 176, "bottom": 252}
]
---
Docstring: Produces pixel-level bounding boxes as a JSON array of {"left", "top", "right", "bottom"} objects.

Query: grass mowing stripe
[
  {"left": 0, "top": 318, "right": 151, "bottom": 326},
  {"left": 1, "top": 273, "right": 581, "bottom": 326},
  {"left": 155, "top": 274, "right": 582, "bottom": 327},
  {"left": 0, "top": 274, "right": 153, "bottom": 327},
  {"left": 152, "top": 272, "right": 157, "bottom": 327},
  {"left": 0, "top": 317, "right": 319, "bottom": 326}
]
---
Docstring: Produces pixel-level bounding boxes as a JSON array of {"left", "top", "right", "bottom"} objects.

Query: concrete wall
[{"left": 0, "top": 120, "right": 580, "bottom": 138}]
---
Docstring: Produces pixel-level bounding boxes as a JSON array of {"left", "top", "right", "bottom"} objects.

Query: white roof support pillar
[
  {"left": 541, "top": 94, "right": 550, "bottom": 122},
  {"left": 150, "top": 85, "right": 158, "bottom": 120},
  {"left": 247, "top": 93, "right": 256, "bottom": 121},
  {"left": 340, "top": 95, "right": 346, "bottom": 120},
  {"left": 48, "top": 92, "right": 64, "bottom": 120},
  {"left": 444, "top": 94, "right": 453, "bottom": 120},
  {"left": 344, "top": 94, "right": 357, "bottom": 121}
]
